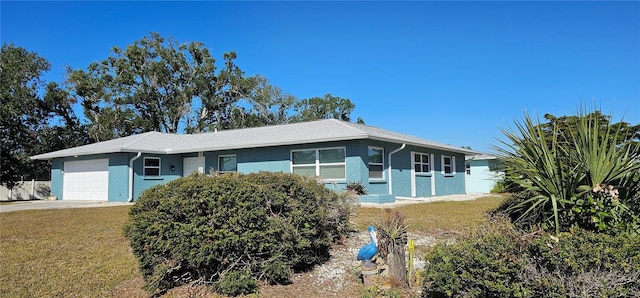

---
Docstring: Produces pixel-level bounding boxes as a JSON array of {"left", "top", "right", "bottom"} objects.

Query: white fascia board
[{"left": 367, "top": 136, "right": 478, "bottom": 155}]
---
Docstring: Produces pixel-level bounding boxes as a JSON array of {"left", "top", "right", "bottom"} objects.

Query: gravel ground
[
  {"left": 259, "top": 194, "right": 490, "bottom": 298},
  {"left": 258, "top": 228, "right": 430, "bottom": 297}
]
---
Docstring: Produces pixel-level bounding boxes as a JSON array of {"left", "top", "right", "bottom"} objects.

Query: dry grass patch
[
  {"left": 354, "top": 196, "right": 505, "bottom": 235},
  {"left": 0, "top": 206, "right": 139, "bottom": 297},
  {"left": 0, "top": 195, "right": 505, "bottom": 297}
]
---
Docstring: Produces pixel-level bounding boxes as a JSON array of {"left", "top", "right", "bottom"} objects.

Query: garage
[{"left": 62, "top": 159, "right": 109, "bottom": 201}]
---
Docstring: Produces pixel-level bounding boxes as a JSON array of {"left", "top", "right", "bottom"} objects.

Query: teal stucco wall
[
  {"left": 465, "top": 159, "right": 503, "bottom": 194},
  {"left": 50, "top": 153, "right": 132, "bottom": 202},
  {"left": 49, "top": 140, "right": 468, "bottom": 202},
  {"left": 50, "top": 159, "right": 63, "bottom": 200},
  {"left": 131, "top": 153, "right": 184, "bottom": 200}
]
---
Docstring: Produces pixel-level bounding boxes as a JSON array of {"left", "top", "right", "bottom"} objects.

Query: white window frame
[
  {"left": 218, "top": 154, "right": 237, "bottom": 173},
  {"left": 290, "top": 147, "right": 346, "bottom": 181},
  {"left": 144, "top": 157, "right": 161, "bottom": 177},
  {"left": 412, "top": 152, "right": 432, "bottom": 176},
  {"left": 368, "top": 146, "right": 385, "bottom": 181},
  {"left": 442, "top": 155, "right": 455, "bottom": 176},
  {"left": 465, "top": 162, "right": 471, "bottom": 175}
]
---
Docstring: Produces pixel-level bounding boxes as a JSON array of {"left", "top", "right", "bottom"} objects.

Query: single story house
[
  {"left": 465, "top": 154, "right": 504, "bottom": 194},
  {"left": 32, "top": 119, "right": 477, "bottom": 203}
]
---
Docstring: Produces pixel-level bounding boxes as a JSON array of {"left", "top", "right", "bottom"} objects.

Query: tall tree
[
  {"left": 222, "top": 75, "right": 297, "bottom": 129},
  {"left": 67, "top": 32, "right": 250, "bottom": 140},
  {"left": 543, "top": 112, "right": 639, "bottom": 155},
  {"left": 194, "top": 52, "right": 256, "bottom": 132},
  {"left": 0, "top": 44, "right": 86, "bottom": 188},
  {"left": 291, "top": 94, "right": 356, "bottom": 122}
]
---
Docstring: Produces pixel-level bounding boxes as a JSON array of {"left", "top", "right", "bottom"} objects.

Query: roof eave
[
  {"left": 30, "top": 148, "right": 170, "bottom": 160},
  {"left": 367, "top": 136, "right": 479, "bottom": 155}
]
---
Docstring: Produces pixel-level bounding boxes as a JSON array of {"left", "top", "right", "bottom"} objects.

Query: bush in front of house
[
  {"left": 523, "top": 228, "right": 640, "bottom": 297},
  {"left": 421, "top": 219, "right": 528, "bottom": 298},
  {"left": 422, "top": 219, "right": 640, "bottom": 297},
  {"left": 123, "top": 172, "right": 356, "bottom": 296}
]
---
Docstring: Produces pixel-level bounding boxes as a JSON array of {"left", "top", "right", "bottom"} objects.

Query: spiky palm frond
[
  {"left": 570, "top": 109, "right": 640, "bottom": 192},
  {"left": 494, "top": 113, "right": 583, "bottom": 234}
]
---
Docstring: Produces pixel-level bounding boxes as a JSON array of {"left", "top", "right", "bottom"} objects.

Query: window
[
  {"left": 466, "top": 163, "right": 471, "bottom": 175},
  {"left": 368, "top": 147, "right": 384, "bottom": 179},
  {"left": 144, "top": 157, "right": 161, "bottom": 176},
  {"left": 442, "top": 155, "right": 455, "bottom": 175},
  {"left": 218, "top": 155, "right": 237, "bottom": 173},
  {"left": 291, "top": 147, "right": 346, "bottom": 180},
  {"left": 413, "top": 153, "right": 431, "bottom": 174}
]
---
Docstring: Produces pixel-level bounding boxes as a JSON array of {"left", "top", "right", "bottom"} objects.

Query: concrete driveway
[{"left": 0, "top": 200, "right": 132, "bottom": 213}]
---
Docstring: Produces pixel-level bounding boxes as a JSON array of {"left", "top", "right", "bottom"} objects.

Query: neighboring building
[
  {"left": 32, "top": 119, "right": 477, "bottom": 202},
  {"left": 465, "top": 154, "right": 504, "bottom": 194}
]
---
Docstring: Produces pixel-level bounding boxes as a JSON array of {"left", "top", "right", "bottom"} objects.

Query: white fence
[{"left": 0, "top": 180, "right": 51, "bottom": 201}]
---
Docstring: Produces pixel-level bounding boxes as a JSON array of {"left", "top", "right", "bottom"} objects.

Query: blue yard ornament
[{"left": 356, "top": 225, "right": 378, "bottom": 262}]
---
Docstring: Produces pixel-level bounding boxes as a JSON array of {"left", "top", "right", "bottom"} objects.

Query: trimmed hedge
[
  {"left": 124, "top": 172, "right": 356, "bottom": 295},
  {"left": 422, "top": 221, "right": 640, "bottom": 297}
]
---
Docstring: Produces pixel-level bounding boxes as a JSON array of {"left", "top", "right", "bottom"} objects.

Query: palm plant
[
  {"left": 376, "top": 208, "right": 408, "bottom": 284},
  {"left": 568, "top": 110, "right": 640, "bottom": 235},
  {"left": 570, "top": 109, "right": 640, "bottom": 192},
  {"left": 494, "top": 113, "right": 583, "bottom": 234},
  {"left": 495, "top": 108, "right": 640, "bottom": 236}
]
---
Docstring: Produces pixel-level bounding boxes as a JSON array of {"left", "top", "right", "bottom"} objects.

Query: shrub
[
  {"left": 562, "top": 190, "right": 640, "bottom": 237},
  {"left": 422, "top": 218, "right": 528, "bottom": 297},
  {"left": 124, "top": 172, "right": 356, "bottom": 295},
  {"left": 524, "top": 229, "right": 640, "bottom": 297},
  {"left": 346, "top": 181, "right": 367, "bottom": 195},
  {"left": 497, "top": 187, "right": 640, "bottom": 237},
  {"left": 422, "top": 218, "right": 640, "bottom": 297}
]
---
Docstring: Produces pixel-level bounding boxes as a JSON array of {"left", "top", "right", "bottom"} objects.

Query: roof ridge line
[
  {"left": 121, "top": 131, "right": 161, "bottom": 150},
  {"left": 330, "top": 119, "right": 369, "bottom": 136}
]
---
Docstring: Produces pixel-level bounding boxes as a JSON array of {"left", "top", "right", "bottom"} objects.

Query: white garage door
[{"left": 63, "top": 159, "right": 109, "bottom": 201}]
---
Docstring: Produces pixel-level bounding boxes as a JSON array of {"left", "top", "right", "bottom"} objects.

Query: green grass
[{"left": 0, "top": 196, "right": 505, "bottom": 297}]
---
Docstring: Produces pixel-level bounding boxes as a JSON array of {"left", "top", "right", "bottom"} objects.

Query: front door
[{"left": 183, "top": 156, "right": 204, "bottom": 176}]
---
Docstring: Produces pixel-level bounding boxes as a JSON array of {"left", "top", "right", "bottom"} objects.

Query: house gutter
[
  {"left": 387, "top": 143, "right": 406, "bottom": 195},
  {"left": 128, "top": 152, "right": 142, "bottom": 202}
]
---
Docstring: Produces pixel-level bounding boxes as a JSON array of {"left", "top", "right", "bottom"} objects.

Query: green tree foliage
[
  {"left": 221, "top": 75, "right": 297, "bottom": 130},
  {"left": 543, "top": 112, "right": 639, "bottom": 155},
  {"left": 0, "top": 44, "right": 87, "bottom": 188},
  {"left": 292, "top": 94, "right": 356, "bottom": 122},
  {"left": 68, "top": 33, "right": 362, "bottom": 140},
  {"left": 67, "top": 32, "right": 253, "bottom": 141},
  {"left": 494, "top": 108, "right": 640, "bottom": 235},
  {"left": 124, "top": 172, "right": 356, "bottom": 295}
]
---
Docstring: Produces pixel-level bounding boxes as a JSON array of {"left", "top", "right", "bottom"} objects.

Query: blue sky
[{"left": 2, "top": 1, "right": 639, "bottom": 153}]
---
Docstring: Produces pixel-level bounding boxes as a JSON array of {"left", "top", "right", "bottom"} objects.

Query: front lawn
[
  {"left": 0, "top": 196, "right": 504, "bottom": 297},
  {"left": 0, "top": 206, "right": 139, "bottom": 297}
]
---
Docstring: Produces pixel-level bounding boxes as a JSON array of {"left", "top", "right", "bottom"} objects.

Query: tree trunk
[{"left": 386, "top": 244, "right": 407, "bottom": 284}]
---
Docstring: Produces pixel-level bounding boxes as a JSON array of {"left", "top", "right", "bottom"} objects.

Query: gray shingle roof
[
  {"left": 31, "top": 119, "right": 476, "bottom": 160},
  {"left": 466, "top": 154, "right": 498, "bottom": 161}
]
